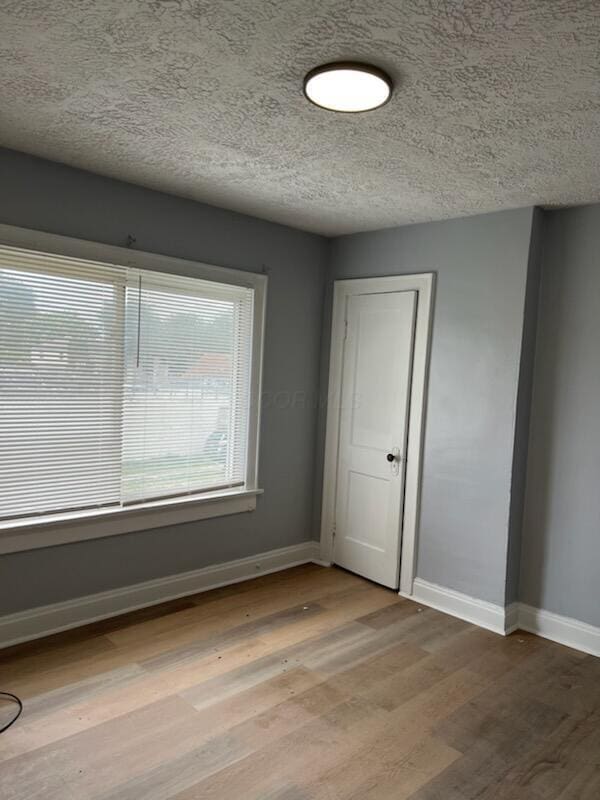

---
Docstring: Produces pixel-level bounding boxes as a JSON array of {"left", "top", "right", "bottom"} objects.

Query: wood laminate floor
[{"left": 0, "top": 564, "right": 598, "bottom": 799}]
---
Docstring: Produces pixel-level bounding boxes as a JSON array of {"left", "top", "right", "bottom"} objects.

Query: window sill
[{"left": 0, "top": 488, "right": 263, "bottom": 555}]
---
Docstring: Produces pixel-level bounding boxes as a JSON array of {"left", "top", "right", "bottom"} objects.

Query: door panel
[
  {"left": 345, "top": 471, "right": 389, "bottom": 550},
  {"left": 351, "top": 310, "right": 397, "bottom": 450},
  {"left": 334, "top": 290, "right": 416, "bottom": 588}
]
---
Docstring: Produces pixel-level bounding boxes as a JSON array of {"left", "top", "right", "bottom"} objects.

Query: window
[{"left": 0, "top": 235, "right": 265, "bottom": 546}]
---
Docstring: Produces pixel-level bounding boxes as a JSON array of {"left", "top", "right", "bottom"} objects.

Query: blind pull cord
[{"left": 136, "top": 274, "right": 142, "bottom": 368}]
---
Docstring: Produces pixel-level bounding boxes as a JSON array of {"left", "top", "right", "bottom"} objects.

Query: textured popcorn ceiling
[{"left": 1, "top": 1, "right": 600, "bottom": 236}]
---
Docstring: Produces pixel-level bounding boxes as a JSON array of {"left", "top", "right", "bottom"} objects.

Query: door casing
[{"left": 319, "top": 273, "right": 435, "bottom": 596}]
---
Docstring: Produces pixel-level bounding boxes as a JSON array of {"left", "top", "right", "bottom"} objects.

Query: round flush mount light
[{"left": 303, "top": 61, "right": 393, "bottom": 113}]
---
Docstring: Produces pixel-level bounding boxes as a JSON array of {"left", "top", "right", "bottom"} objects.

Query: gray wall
[
  {"left": 3, "top": 146, "right": 596, "bottom": 625},
  {"left": 323, "top": 208, "right": 535, "bottom": 605},
  {"left": 0, "top": 148, "right": 328, "bottom": 614},
  {"left": 505, "top": 208, "right": 544, "bottom": 604},
  {"left": 519, "top": 205, "right": 600, "bottom": 628}
]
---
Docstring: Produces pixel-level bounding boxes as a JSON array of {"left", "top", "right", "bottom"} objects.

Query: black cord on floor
[{"left": 0, "top": 691, "right": 23, "bottom": 733}]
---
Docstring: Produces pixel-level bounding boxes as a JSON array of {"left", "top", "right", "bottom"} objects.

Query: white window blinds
[
  {"left": 0, "top": 245, "right": 255, "bottom": 523},
  {"left": 122, "top": 271, "right": 253, "bottom": 504}
]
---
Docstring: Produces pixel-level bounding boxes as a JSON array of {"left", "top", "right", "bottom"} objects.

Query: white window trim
[{"left": 0, "top": 223, "right": 267, "bottom": 555}]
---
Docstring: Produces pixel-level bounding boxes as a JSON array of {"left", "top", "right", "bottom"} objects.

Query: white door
[{"left": 333, "top": 290, "right": 416, "bottom": 588}]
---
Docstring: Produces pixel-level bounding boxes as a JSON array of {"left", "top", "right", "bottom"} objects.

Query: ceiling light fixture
[{"left": 303, "top": 61, "right": 393, "bottom": 113}]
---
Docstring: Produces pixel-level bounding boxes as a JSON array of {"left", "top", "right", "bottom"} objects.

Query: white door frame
[{"left": 319, "top": 273, "right": 435, "bottom": 596}]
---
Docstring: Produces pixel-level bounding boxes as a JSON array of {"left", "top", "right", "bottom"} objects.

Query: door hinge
[{"left": 343, "top": 319, "right": 348, "bottom": 341}]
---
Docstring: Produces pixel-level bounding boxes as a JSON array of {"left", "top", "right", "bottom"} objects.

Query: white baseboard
[
  {"left": 504, "top": 602, "right": 520, "bottom": 635},
  {"left": 403, "top": 578, "right": 511, "bottom": 635},
  {"left": 518, "top": 603, "right": 600, "bottom": 658},
  {"left": 0, "top": 541, "right": 321, "bottom": 649},
  {"left": 3, "top": 548, "right": 597, "bottom": 659},
  {"left": 402, "top": 579, "right": 599, "bottom": 657}
]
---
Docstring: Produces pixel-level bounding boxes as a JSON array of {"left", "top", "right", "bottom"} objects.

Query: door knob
[{"left": 386, "top": 453, "right": 395, "bottom": 462}]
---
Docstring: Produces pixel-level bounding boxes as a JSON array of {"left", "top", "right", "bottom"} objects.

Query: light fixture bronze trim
[{"left": 303, "top": 61, "right": 393, "bottom": 113}]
